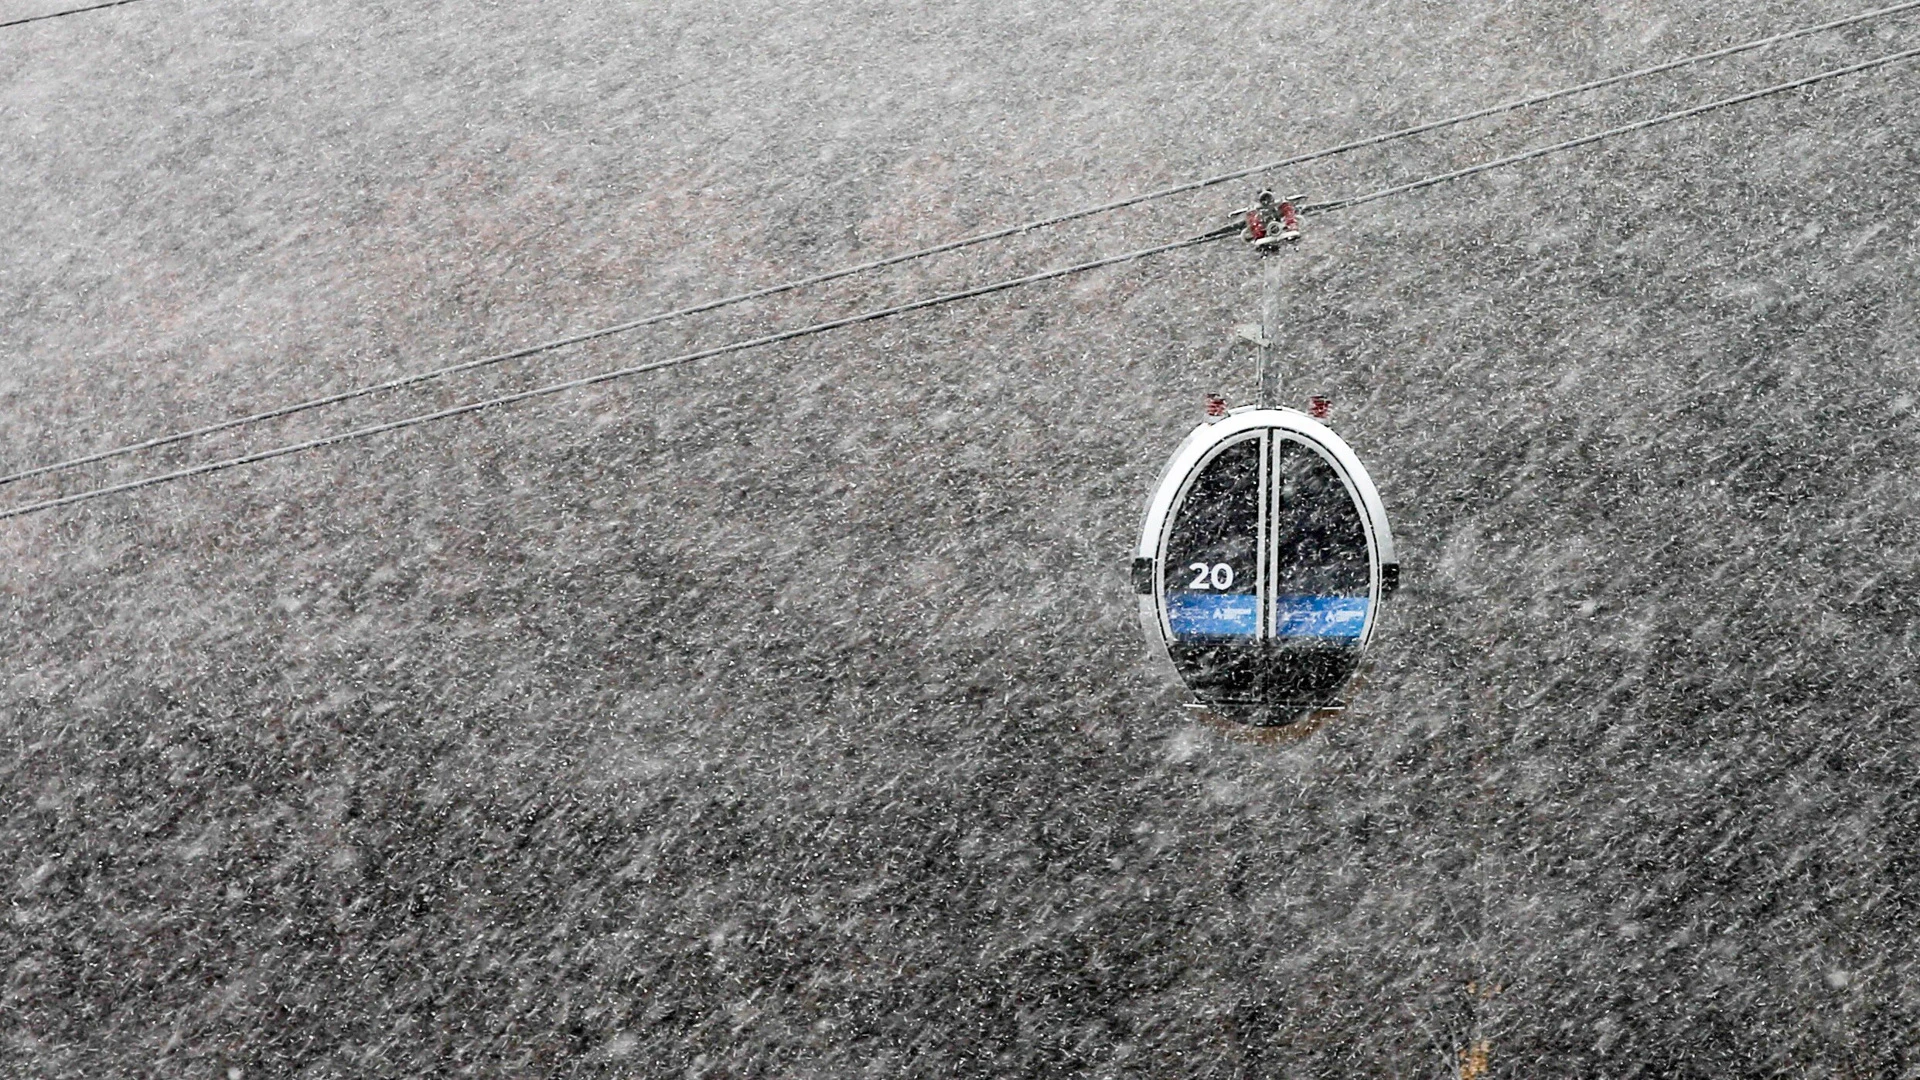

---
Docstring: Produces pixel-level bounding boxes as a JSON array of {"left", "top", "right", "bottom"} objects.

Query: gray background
[{"left": 4, "top": 0, "right": 1918, "bottom": 1074}]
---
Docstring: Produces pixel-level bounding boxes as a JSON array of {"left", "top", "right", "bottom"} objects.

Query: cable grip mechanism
[{"left": 1232, "top": 189, "right": 1305, "bottom": 249}]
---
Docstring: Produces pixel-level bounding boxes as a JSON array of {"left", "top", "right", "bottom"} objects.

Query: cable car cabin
[{"left": 1134, "top": 406, "right": 1397, "bottom": 725}]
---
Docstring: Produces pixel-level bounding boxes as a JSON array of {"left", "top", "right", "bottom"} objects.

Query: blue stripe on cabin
[
  {"left": 1166, "top": 592, "right": 1259, "bottom": 638},
  {"left": 1273, "top": 595, "right": 1370, "bottom": 639}
]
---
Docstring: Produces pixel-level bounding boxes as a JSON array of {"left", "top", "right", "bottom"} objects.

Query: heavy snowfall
[{"left": 3, "top": 0, "right": 1918, "bottom": 1074}]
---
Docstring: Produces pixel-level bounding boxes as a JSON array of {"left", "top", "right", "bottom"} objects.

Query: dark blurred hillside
[{"left": 4, "top": 0, "right": 1919, "bottom": 1075}]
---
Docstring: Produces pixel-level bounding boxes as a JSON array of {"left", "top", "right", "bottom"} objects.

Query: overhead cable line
[
  {"left": 1304, "top": 44, "right": 1920, "bottom": 216},
  {"left": 8, "top": 0, "right": 1917, "bottom": 489},
  {"left": 0, "top": 227, "right": 1239, "bottom": 521},
  {"left": 0, "top": 0, "right": 151, "bottom": 30},
  {"left": 6, "top": 44, "right": 1918, "bottom": 522}
]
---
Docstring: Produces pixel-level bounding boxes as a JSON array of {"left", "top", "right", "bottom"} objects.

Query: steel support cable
[
  {"left": 7, "top": 47, "right": 1919, "bottom": 523},
  {"left": 8, "top": 0, "right": 1918, "bottom": 488},
  {"left": 0, "top": 227, "right": 1239, "bottom": 521},
  {"left": 0, "top": 0, "right": 150, "bottom": 29},
  {"left": 1303, "top": 44, "right": 1920, "bottom": 216}
]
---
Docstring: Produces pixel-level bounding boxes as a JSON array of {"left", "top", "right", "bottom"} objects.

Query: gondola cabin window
[
  {"left": 1270, "top": 437, "right": 1371, "bottom": 641},
  {"left": 1161, "top": 434, "right": 1262, "bottom": 639}
]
